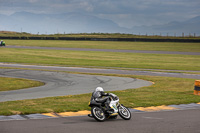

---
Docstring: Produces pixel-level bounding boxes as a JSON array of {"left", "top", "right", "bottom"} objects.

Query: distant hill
[
  {"left": 0, "top": 11, "right": 199, "bottom": 35},
  {"left": 0, "top": 11, "right": 129, "bottom": 34},
  {"left": 131, "top": 16, "right": 200, "bottom": 36}
]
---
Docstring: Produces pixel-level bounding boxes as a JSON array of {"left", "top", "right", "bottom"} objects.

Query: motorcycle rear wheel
[{"left": 91, "top": 106, "right": 106, "bottom": 122}]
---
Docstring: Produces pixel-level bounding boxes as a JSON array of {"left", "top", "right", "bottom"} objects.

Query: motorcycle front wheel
[
  {"left": 91, "top": 106, "right": 106, "bottom": 122},
  {"left": 118, "top": 105, "right": 131, "bottom": 120}
]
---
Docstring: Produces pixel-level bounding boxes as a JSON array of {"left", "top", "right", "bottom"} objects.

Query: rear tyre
[
  {"left": 91, "top": 106, "right": 106, "bottom": 122},
  {"left": 118, "top": 105, "right": 131, "bottom": 120}
]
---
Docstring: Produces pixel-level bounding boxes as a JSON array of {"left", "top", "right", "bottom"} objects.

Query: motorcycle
[
  {"left": 88, "top": 93, "right": 131, "bottom": 122},
  {"left": 0, "top": 41, "right": 5, "bottom": 46}
]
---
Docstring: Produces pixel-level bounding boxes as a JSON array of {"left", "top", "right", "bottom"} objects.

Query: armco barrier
[{"left": 0, "top": 36, "right": 200, "bottom": 42}]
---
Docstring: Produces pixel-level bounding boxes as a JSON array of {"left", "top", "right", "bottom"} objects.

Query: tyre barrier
[{"left": 194, "top": 80, "right": 200, "bottom": 95}]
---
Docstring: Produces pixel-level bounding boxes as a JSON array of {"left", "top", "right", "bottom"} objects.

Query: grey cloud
[{"left": 0, "top": 0, "right": 199, "bottom": 27}]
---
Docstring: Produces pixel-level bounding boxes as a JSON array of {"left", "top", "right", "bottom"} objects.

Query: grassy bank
[
  {"left": 0, "top": 48, "right": 199, "bottom": 71},
  {"left": 0, "top": 77, "right": 44, "bottom": 91},
  {"left": 0, "top": 74, "right": 199, "bottom": 116},
  {"left": 4, "top": 40, "right": 200, "bottom": 52}
]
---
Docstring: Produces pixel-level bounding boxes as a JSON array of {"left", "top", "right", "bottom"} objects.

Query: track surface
[
  {"left": 0, "top": 69, "right": 152, "bottom": 102},
  {"left": 0, "top": 63, "right": 200, "bottom": 79},
  {"left": 1, "top": 109, "right": 200, "bottom": 133}
]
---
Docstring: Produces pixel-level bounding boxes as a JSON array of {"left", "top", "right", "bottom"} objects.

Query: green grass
[
  {"left": 0, "top": 74, "right": 199, "bottom": 116},
  {"left": 4, "top": 39, "right": 200, "bottom": 52},
  {"left": 0, "top": 77, "right": 44, "bottom": 91},
  {"left": 0, "top": 48, "right": 199, "bottom": 71}
]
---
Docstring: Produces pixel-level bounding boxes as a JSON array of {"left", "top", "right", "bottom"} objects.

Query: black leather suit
[{"left": 90, "top": 91, "right": 110, "bottom": 109}]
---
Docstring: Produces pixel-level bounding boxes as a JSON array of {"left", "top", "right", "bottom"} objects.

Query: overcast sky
[{"left": 0, "top": 0, "right": 200, "bottom": 28}]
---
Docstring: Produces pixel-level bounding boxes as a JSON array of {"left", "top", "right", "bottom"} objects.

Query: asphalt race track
[
  {"left": 1, "top": 109, "right": 200, "bottom": 133},
  {"left": 0, "top": 63, "right": 200, "bottom": 79},
  {"left": 0, "top": 69, "right": 152, "bottom": 102}
]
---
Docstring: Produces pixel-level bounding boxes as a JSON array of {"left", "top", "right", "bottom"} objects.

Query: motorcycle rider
[
  {"left": 0, "top": 40, "right": 5, "bottom": 46},
  {"left": 90, "top": 87, "right": 112, "bottom": 112}
]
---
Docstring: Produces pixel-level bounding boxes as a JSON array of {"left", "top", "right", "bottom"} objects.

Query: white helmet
[{"left": 95, "top": 87, "right": 104, "bottom": 92}]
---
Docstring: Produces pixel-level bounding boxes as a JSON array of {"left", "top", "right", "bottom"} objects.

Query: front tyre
[
  {"left": 91, "top": 106, "right": 106, "bottom": 122},
  {"left": 118, "top": 105, "right": 131, "bottom": 120}
]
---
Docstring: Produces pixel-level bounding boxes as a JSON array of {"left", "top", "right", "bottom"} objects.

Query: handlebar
[{"left": 109, "top": 93, "right": 119, "bottom": 100}]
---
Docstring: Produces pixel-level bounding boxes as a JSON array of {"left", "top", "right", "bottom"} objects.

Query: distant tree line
[{"left": 0, "top": 36, "right": 200, "bottom": 42}]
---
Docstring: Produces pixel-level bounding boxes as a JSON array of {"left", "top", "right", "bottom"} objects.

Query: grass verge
[
  {"left": 4, "top": 39, "right": 200, "bottom": 52},
  {"left": 0, "top": 77, "right": 44, "bottom": 91},
  {"left": 0, "top": 48, "right": 200, "bottom": 71},
  {"left": 0, "top": 73, "right": 199, "bottom": 116}
]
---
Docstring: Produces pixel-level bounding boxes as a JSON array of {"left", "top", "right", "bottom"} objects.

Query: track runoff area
[
  {"left": 0, "top": 43, "right": 200, "bottom": 121},
  {"left": 0, "top": 63, "right": 200, "bottom": 121}
]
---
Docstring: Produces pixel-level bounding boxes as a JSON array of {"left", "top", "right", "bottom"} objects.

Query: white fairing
[{"left": 109, "top": 99, "right": 119, "bottom": 113}]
